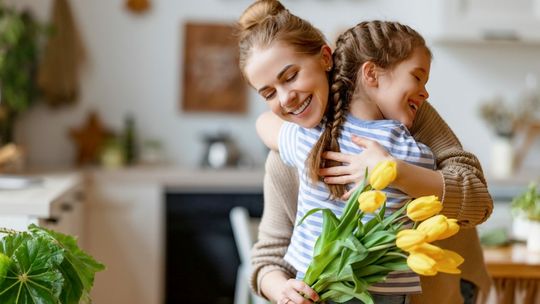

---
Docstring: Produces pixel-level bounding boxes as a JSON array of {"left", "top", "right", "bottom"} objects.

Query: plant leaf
[
  {"left": 28, "top": 224, "right": 105, "bottom": 304},
  {"left": 0, "top": 234, "right": 64, "bottom": 304}
]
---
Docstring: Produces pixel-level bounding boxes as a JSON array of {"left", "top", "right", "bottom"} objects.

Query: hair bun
[{"left": 238, "top": 0, "right": 286, "bottom": 31}]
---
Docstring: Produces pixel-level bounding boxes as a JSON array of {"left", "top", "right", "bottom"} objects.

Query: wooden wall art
[{"left": 181, "top": 22, "right": 247, "bottom": 113}]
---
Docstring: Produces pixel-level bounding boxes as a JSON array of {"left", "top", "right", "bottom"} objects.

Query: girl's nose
[{"left": 419, "top": 86, "right": 429, "bottom": 101}]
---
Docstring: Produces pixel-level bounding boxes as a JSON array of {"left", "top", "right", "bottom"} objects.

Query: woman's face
[{"left": 244, "top": 42, "right": 332, "bottom": 129}]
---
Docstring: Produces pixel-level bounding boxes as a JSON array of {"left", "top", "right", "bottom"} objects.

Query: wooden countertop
[{"left": 483, "top": 244, "right": 540, "bottom": 279}]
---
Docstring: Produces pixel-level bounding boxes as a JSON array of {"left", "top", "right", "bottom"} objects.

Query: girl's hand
[
  {"left": 277, "top": 279, "right": 319, "bottom": 304},
  {"left": 319, "top": 135, "right": 393, "bottom": 199}
]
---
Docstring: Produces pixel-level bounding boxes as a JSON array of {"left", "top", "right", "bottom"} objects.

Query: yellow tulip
[
  {"left": 437, "top": 219, "right": 460, "bottom": 240},
  {"left": 369, "top": 160, "right": 397, "bottom": 190},
  {"left": 358, "top": 190, "right": 386, "bottom": 213},
  {"left": 434, "top": 250, "right": 464, "bottom": 274},
  {"left": 396, "top": 229, "right": 426, "bottom": 251},
  {"left": 407, "top": 252, "right": 437, "bottom": 276},
  {"left": 406, "top": 195, "right": 443, "bottom": 222},
  {"left": 417, "top": 215, "right": 448, "bottom": 242},
  {"left": 410, "top": 242, "right": 444, "bottom": 260}
]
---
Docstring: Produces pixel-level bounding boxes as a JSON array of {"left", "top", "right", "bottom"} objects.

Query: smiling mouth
[
  {"left": 408, "top": 101, "right": 419, "bottom": 113},
  {"left": 289, "top": 96, "right": 312, "bottom": 115}
]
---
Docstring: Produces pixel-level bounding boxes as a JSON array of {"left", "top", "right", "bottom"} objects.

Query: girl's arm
[
  {"left": 256, "top": 111, "right": 283, "bottom": 151},
  {"left": 320, "top": 102, "right": 493, "bottom": 228}
]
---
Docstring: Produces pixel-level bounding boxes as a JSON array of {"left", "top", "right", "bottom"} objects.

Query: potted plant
[
  {"left": 0, "top": 224, "right": 105, "bottom": 303},
  {"left": 0, "top": 4, "right": 43, "bottom": 145},
  {"left": 511, "top": 183, "right": 540, "bottom": 250},
  {"left": 478, "top": 96, "right": 523, "bottom": 178}
]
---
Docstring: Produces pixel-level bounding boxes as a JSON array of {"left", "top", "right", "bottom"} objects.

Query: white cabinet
[
  {"left": 84, "top": 167, "right": 264, "bottom": 304},
  {"left": 39, "top": 186, "right": 86, "bottom": 244},
  {"left": 433, "top": 0, "right": 540, "bottom": 44},
  {"left": 0, "top": 173, "right": 83, "bottom": 237}
]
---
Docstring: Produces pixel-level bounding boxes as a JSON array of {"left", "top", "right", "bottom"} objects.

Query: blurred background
[{"left": 1, "top": 0, "right": 540, "bottom": 303}]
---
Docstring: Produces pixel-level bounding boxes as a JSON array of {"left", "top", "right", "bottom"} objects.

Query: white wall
[{"left": 10, "top": 0, "right": 540, "bottom": 174}]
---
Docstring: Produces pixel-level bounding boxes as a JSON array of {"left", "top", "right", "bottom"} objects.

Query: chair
[{"left": 230, "top": 206, "right": 268, "bottom": 304}]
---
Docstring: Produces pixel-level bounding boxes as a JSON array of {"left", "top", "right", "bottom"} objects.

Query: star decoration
[
  {"left": 69, "top": 112, "right": 111, "bottom": 166},
  {"left": 126, "top": 0, "right": 151, "bottom": 14}
]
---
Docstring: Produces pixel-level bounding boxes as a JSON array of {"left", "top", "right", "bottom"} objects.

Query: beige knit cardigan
[{"left": 251, "top": 102, "right": 494, "bottom": 304}]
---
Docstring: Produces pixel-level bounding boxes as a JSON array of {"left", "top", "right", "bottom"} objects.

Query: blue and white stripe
[{"left": 278, "top": 114, "right": 435, "bottom": 295}]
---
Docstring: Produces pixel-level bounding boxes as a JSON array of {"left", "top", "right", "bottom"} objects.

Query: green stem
[
  {"left": 385, "top": 251, "right": 409, "bottom": 259},
  {"left": 0, "top": 227, "right": 19, "bottom": 235},
  {"left": 393, "top": 214, "right": 409, "bottom": 224},
  {"left": 367, "top": 243, "right": 395, "bottom": 252}
]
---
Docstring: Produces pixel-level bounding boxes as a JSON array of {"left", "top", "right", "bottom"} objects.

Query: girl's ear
[
  {"left": 361, "top": 61, "right": 378, "bottom": 87},
  {"left": 320, "top": 45, "right": 333, "bottom": 71}
]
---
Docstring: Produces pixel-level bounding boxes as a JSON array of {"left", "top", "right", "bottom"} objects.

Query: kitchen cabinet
[
  {"left": 0, "top": 173, "right": 84, "bottom": 239},
  {"left": 433, "top": 0, "right": 540, "bottom": 44},
  {"left": 84, "top": 167, "right": 264, "bottom": 304}
]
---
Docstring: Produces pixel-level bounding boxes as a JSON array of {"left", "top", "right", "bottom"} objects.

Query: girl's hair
[
  {"left": 237, "top": 0, "right": 327, "bottom": 74},
  {"left": 307, "top": 20, "right": 431, "bottom": 198}
]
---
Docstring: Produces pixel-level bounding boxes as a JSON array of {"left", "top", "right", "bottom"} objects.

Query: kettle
[{"left": 201, "top": 133, "right": 241, "bottom": 169}]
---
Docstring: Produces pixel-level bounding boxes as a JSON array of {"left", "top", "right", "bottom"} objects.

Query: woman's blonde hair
[{"left": 237, "top": 0, "right": 327, "bottom": 74}]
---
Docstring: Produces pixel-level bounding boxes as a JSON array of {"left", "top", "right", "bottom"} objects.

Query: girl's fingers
[
  {"left": 322, "top": 151, "right": 352, "bottom": 163},
  {"left": 341, "top": 187, "right": 355, "bottom": 200},
  {"left": 319, "top": 165, "right": 348, "bottom": 176},
  {"left": 323, "top": 175, "right": 353, "bottom": 185},
  {"left": 351, "top": 135, "right": 372, "bottom": 148}
]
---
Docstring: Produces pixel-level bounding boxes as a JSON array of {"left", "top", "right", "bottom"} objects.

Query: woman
[{"left": 237, "top": 1, "right": 493, "bottom": 303}]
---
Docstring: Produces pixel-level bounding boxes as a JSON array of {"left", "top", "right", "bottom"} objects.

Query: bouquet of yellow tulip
[{"left": 299, "top": 160, "right": 464, "bottom": 304}]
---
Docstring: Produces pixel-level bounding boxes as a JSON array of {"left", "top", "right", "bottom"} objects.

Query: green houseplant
[
  {"left": 511, "top": 183, "right": 540, "bottom": 251},
  {"left": 0, "top": 224, "right": 105, "bottom": 303},
  {"left": 0, "top": 3, "right": 43, "bottom": 144}
]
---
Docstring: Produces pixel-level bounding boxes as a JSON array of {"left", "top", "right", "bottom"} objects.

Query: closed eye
[
  {"left": 262, "top": 90, "right": 276, "bottom": 101},
  {"left": 285, "top": 71, "right": 298, "bottom": 82}
]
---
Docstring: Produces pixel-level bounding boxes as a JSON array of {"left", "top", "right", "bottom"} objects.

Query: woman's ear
[
  {"left": 320, "top": 45, "right": 333, "bottom": 71},
  {"left": 361, "top": 61, "right": 378, "bottom": 87}
]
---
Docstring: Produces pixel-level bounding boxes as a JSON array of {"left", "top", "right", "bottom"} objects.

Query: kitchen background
[
  {"left": 1, "top": 0, "right": 540, "bottom": 303},
  {"left": 6, "top": 0, "right": 540, "bottom": 174}
]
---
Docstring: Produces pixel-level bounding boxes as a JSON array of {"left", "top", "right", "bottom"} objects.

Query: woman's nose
[{"left": 278, "top": 89, "right": 296, "bottom": 108}]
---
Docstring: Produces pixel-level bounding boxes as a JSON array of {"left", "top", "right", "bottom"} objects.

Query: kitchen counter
[
  {"left": 0, "top": 172, "right": 81, "bottom": 217},
  {"left": 85, "top": 165, "right": 265, "bottom": 190}
]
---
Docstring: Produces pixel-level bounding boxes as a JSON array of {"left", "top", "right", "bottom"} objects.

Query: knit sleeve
[
  {"left": 250, "top": 150, "right": 298, "bottom": 297},
  {"left": 410, "top": 102, "right": 493, "bottom": 227}
]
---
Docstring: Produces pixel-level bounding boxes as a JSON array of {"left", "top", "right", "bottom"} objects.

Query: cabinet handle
[
  {"left": 44, "top": 217, "right": 59, "bottom": 224},
  {"left": 61, "top": 203, "right": 73, "bottom": 212}
]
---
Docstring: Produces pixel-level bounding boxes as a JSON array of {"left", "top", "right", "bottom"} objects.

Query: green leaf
[
  {"left": 352, "top": 249, "right": 388, "bottom": 270},
  {"left": 313, "top": 209, "right": 340, "bottom": 256},
  {"left": 0, "top": 253, "right": 11, "bottom": 286},
  {"left": 0, "top": 234, "right": 64, "bottom": 304},
  {"left": 28, "top": 225, "right": 105, "bottom": 304},
  {"left": 362, "top": 231, "right": 396, "bottom": 248}
]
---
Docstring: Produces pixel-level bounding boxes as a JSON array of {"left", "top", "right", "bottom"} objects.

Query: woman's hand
[
  {"left": 277, "top": 279, "right": 319, "bottom": 304},
  {"left": 319, "top": 135, "right": 393, "bottom": 199}
]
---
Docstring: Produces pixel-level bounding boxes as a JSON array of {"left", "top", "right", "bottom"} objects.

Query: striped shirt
[{"left": 278, "top": 114, "right": 435, "bottom": 295}]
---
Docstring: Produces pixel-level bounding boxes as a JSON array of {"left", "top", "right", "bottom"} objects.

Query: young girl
[{"left": 238, "top": 1, "right": 492, "bottom": 304}]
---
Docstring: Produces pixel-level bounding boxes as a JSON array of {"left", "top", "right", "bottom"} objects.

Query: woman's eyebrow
[{"left": 257, "top": 64, "right": 294, "bottom": 94}]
